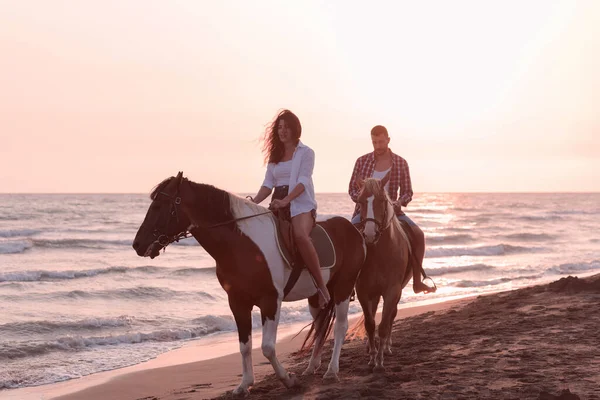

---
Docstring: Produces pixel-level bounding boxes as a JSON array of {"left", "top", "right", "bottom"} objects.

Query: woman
[{"left": 251, "top": 109, "right": 330, "bottom": 308}]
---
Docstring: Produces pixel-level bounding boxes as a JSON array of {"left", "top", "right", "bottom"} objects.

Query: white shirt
[
  {"left": 262, "top": 141, "right": 317, "bottom": 217},
  {"left": 272, "top": 160, "right": 292, "bottom": 187}
]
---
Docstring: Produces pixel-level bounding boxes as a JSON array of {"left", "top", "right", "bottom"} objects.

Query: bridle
[
  {"left": 151, "top": 182, "right": 272, "bottom": 249},
  {"left": 151, "top": 189, "right": 191, "bottom": 247},
  {"left": 357, "top": 191, "right": 394, "bottom": 243}
]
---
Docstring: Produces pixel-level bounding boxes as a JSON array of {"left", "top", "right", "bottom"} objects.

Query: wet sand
[{"left": 5, "top": 274, "right": 600, "bottom": 400}]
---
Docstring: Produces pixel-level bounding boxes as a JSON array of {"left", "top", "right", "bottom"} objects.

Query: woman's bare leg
[{"left": 292, "top": 212, "right": 331, "bottom": 307}]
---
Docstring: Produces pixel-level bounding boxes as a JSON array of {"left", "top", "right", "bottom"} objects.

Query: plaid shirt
[{"left": 348, "top": 149, "right": 413, "bottom": 218}]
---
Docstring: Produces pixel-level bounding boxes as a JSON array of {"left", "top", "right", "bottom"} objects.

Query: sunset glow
[{"left": 1, "top": 0, "right": 598, "bottom": 193}]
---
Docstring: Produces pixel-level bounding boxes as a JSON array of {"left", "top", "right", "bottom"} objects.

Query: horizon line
[{"left": 1, "top": 191, "right": 599, "bottom": 195}]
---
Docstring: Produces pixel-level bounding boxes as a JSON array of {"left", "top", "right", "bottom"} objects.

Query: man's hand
[{"left": 393, "top": 201, "right": 403, "bottom": 214}]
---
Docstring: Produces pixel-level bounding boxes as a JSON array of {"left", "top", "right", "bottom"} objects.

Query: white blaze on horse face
[{"left": 364, "top": 196, "right": 377, "bottom": 243}]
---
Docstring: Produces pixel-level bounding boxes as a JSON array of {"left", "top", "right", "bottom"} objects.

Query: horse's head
[
  {"left": 356, "top": 172, "right": 394, "bottom": 245},
  {"left": 132, "top": 171, "right": 192, "bottom": 259}
]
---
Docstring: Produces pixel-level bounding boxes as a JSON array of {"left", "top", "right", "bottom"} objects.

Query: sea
[{"left": 1, "top": 192, "right": 599, "bottom": 391}]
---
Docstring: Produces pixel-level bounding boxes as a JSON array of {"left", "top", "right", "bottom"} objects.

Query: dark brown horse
[
  {"left": 354, "top": 174, "right": 415, "bottom": 372},
  {"left": 132, "top": 172, "right": 366, "bottom": 395}
]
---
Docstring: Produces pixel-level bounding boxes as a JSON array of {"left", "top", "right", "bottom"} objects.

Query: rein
[
  {"left": 206, "top": 210, "right": 273, "bottom": 228},
  {"left": 153, "top": 189, "right": 272, "bottom": 248}
]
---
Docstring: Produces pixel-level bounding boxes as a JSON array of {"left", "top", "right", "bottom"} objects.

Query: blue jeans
[{"left": 351, "top": 213, "right": 417, "bottom": 227}]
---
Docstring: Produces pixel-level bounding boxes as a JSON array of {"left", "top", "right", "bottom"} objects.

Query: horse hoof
[
  {"left": 323, "top": 371, "right": 340, "bottom": 383},
  {"left": 232, "top": 386, "right": 250, "bottom": 397},
  {"left": 302, "top": 364, "right": 321, "bottom": 376},
  {"left": 283, "top": 373, "right": 300, "bottom": 388},
  {"left": 373, "top": 365, "right": 385, "bottom": 374}
]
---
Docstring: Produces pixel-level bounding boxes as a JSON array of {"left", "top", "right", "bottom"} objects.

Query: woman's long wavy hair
[{"left": 261, "top": 109, "right": 302, "bottom": 164}]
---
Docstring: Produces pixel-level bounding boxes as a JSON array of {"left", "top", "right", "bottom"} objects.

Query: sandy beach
[{"left": 3, "top": 273, "right": 597, "bottom": 400}]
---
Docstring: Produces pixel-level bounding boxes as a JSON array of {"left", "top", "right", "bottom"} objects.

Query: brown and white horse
[
  {"left": 132, "top": 172, "right": 366, "bottom": 395},
  {"left": 354, "top": 174, "right": 415, "bottom": 372}
]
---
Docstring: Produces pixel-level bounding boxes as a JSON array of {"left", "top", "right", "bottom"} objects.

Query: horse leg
[
  {"left": 358, "top": 295, "right": 379, "bottom": 367},
  {"left": 229, "top": 295, "right": 255, "bottom": 396},
  {"left": 323, "top": 298, "right": 350, "bottom": 382},
  {"left": 385, "top": 335, "right": 393, "bottom": 355},
  {"left": 370, "top": 296, "right": 379, "bottom": 348},
  {"left": 302, "top": 295, "right": 324, "bottom": 376},
  {"left": 374, "top": 289, "right": 402, "bottom": 373},
  {"left": 260, "top": 297, "right": 298, "bottom": 388}
]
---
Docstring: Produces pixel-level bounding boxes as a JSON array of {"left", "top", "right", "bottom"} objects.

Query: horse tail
[
  {"left": 346, "top": 313, "right": 366, "bottom": 341},
  {"left": 300, "top": 299, "right": 336, "bottom": 355}
]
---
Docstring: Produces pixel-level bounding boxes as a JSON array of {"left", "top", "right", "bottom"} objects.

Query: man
[{"left": 348, "top": 125, "right": 435, "bottom": 294}]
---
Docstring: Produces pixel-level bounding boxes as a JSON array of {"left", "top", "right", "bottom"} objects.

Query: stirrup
[{"left": 422, "top": 276, "right": 437, "bottom": 293}]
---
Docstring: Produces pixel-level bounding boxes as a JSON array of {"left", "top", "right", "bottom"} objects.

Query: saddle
[{"left": 271, "top": 210, "right": 336, "bottom": 297}]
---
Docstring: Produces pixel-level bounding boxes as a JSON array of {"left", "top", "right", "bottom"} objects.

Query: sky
[{"left": 1, "top": 0, "right": 599, "bottom": 193}]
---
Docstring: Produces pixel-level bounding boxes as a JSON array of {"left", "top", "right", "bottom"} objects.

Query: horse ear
[
  {"left": 175, "top": 171, "right": 183, "bottom": 185},
  {"left": 381, "top": 171, "right": 390, "bottom": 187}
]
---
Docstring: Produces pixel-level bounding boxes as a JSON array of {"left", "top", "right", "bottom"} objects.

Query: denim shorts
[{"left": 350, "top": 213, "right": 417, "bottom": 227}]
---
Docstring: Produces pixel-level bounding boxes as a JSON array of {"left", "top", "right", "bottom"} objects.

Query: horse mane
[
  {"left": 150, "top": 177, "right": 174, "bottom": 200},
  {"left": 228, "top": 193, "right": 269, "bottom": 218},
  {"left": 183, "top": 180, "right": 239, "bottom": 225},
  {"left": 362, "top": 178, "right": 383, "bottom": 199}
]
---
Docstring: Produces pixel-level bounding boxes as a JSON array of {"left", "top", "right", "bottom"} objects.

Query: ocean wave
[
  {"left": 0, "top": 286, "right": 217, "bottom": 302},
  {"left": 451, "top": 207, "right": 477, "bottom": 212},
  {"left": 425, "top": 244, "right": 540, "bottom": 258},
  {"left": 0, "top": 325, "right": 223, "bottom": 361},
  {"left": 32, "top": 238, "right": 132, "bottom": 249},
  {"left": 426, "top": 264, "right": 496, "bottom": 276},
  {"left": 502, "top": 233, "right": 556, "bottom": 242},
  {"left": 406, "top": 208, "right": 448, "bottom": 214},
  {"left": 517, "top": 215, "right": 564, "bottom": 222},
  {"left": 452, "top": 274, "right": 541, "bottom": 288},
  {"left": 549, "top": 210, "right": 599, "bottom": 215},
  {"left": 426, "top": 234, "right": 474, "bottom": 245},
  {"left": 442, "top": 227, "right": 473, "bottom": 233},
  {"left": 128, "top": 265, "right": 165, "bottom": 274},
  {"left": 171, "top": 266, "right": 216, "bottom": 276},
  {"left": 465, "top": 216, "right": 491, "bottom": 224},
  {"left": 58, "top": 286, "right": 217, "bottom": 301},
  {"left": 0, "top": 214, "right": 33, "bottom": 221},
  {"left": 0, "top": 310, "right": 316, "bottom": 362},
  {"left": 0, "top": 239, "right": 33, "bottom": 254},
  {"left": 545, "top": 260, "right": 600, "bottom": 275},
  {"left": 0, "top": 282, "right": 24, "bottom": 290},
  {"left": 0, "top": 266, "right": 128, "bottom": 282},
  {"left": 0, "top": 265, "right": 215, "bottom": 283},
  {"left": 0, "top": 316, "right": 134, "bottom": 334},
  {"left": 0, "top": 228, "right": 40, "bottom": 238}
]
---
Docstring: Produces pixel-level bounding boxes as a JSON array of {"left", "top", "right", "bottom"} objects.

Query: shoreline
[
  {"left": 4, "top": 272, "right": 600, "bottom": 400},
  {"left": 1, "top": 295, "right": 473, "bottom": 400}
]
